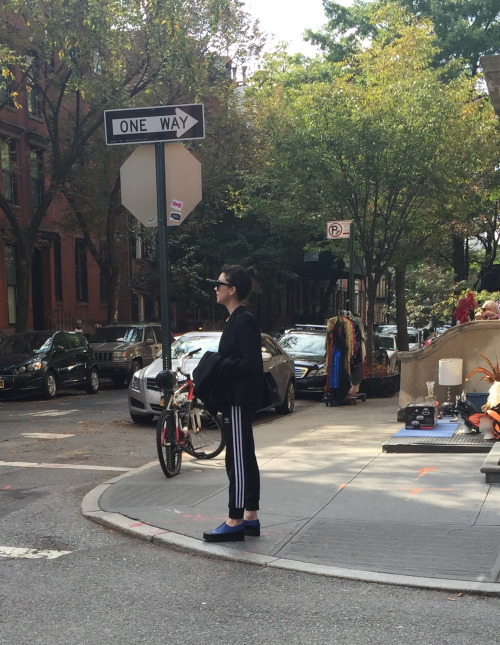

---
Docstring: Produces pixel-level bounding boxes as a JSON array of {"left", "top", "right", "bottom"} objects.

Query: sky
[{"left": 245, "top": 0, "right": 352, "bottom": 56}]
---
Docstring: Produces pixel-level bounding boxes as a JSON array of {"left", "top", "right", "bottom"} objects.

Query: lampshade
[{"left": 438, "top": 358, "right": 463, "bottom": 386}]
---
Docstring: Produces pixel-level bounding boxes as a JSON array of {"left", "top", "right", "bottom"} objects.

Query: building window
[
  {"left": 0, "top": 69, "right": 15, "bottom": 108},
  {"left": 53, "top": 237, "right": 62, "bottom": 301},
  {"left": 30, "top": 148, "right": 44, "bottom": 209},
  {"left": 28, "top": 83, "right": 42, "bottom": 117},
  {"left": 1, "top": 138, "right": 18, "bottom": 204},
  {"left": 75, "top": 238, "right": 88, "bottom": 302},
  {"left": 5, "top": 243, "right": 17, "bottom": 325},
  {"left": 27, "top": 54, "right": 43, "bottom": 117}
]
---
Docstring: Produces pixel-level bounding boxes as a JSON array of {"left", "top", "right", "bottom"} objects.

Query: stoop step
[{"left": 480, "top": 442, "right": 500, "bottom": 483}]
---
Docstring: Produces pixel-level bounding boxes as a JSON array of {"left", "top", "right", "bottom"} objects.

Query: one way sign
[{"left": 104, "top": 104, "right": 205, "bottom": 145}]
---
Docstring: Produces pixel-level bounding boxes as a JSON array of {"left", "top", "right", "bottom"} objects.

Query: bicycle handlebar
[{"left": 178, "top": 347, "right": 202, "bottom": 377}]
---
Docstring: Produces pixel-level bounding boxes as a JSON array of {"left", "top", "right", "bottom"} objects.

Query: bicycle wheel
[
  {"left": 156, "top": 409, "right": 182, "bottom": 477},
  {"left": 185, "top": 405, "right": 224, "bottom": 459}
]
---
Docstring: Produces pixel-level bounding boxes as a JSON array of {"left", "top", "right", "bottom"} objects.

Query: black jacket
[{"left": 217, "top": 306, "right": 264, "bottom": 412}]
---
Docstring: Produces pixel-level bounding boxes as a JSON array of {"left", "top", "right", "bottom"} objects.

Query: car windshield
[
  {"left": 172, "top": 335, "right": 220, "bottom": 358},
  {"left": 0, "top": 333, "right": 53, "bottom": 355},
  {"left": 278, "top": 333, "right": 325, "bottom": 356},
  {"left": 90, "top": 327, "right": 143, "bottom": 343},
  {"left": 376, "top": 336, "right": 396, "bottom": 351}
]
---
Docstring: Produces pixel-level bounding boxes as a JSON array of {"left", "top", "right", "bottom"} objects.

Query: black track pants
[{"left": 221, "top": 405, "right": 260, "bottom": 519}]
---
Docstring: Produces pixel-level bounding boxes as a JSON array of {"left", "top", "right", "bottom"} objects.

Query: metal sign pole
[
  {"left": 155, "top": 142, "right": 172, "bottom": 370},
  {"left": 348, "top": 222, "right": 355, "bottom": 314}
]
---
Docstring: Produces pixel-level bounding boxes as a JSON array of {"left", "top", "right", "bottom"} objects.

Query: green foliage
[
  {"left": 309, "top": 0, "right": 500, "bottom": 75},
  {"left": 238, "top": 4, "right": 500, "bottom": 355},
  {"left": 244, "top": 8, "right": 491, "bottom": 287}
]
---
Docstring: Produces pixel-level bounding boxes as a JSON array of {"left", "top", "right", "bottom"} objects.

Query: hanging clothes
[{"left": 324, "top": 314, "right": 364, "bottom": 405}]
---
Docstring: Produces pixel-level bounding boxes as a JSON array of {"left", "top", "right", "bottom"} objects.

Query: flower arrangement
[
  {"left": 465, "top": 353, "right": 500, "bottom": 385},
  {"left": 453, "top": 291, "right": 478, "bottom": 324}
]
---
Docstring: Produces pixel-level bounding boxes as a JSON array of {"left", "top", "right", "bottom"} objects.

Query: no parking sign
[{"left": 327, "top": 220, "right": 352, "bottom": 239}]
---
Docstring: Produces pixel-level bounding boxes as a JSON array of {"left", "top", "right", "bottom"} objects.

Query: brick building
[{"left": 0, "top": 69, "right": 115, "bottom": 337}]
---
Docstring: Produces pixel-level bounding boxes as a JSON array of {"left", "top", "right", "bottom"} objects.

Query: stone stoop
[{"left": 480, "top": 442, "right": 500, "bottom": 483}]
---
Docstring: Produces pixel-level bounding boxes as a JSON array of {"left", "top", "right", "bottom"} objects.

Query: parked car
[
  {"left": 89, "top": 323, "right": 162, "bottom": 386},
  {"left": 128, "top": 331, "right": 296, "bottom": 423},
  {"left": 375, "top": 325, "right": 423, "bottom": 349},
  {"left": 276, "top": 325, "right": 327, "bottom": 395},
  {"left": 374, "top": 328, "right": 423, "bottom": 373},
  {"left": 0, "top": 330, "right": 99, "bottom": 399}
]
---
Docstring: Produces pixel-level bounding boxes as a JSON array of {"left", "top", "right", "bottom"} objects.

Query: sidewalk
[{"left": 82, "top": 397, "right": 500, "bottom": 595}]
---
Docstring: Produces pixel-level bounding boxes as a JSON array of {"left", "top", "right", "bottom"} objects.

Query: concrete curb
[{"left": 81, "top": 468, "right": 500, "bottom": 597}]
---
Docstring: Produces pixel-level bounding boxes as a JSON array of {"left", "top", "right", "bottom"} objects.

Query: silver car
[{"left": 128, "top": 331, "right": 296, "bottom": 423}]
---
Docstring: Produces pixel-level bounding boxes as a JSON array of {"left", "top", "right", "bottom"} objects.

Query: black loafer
[{"left": 203, "top": 523, "right": 245, "bottom": 542}]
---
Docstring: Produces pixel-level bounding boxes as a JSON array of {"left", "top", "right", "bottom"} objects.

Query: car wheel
[
  {"left": 85, "top": 368, "right": 99, "bottom": 394},
  {"left": 42, "top": 371, "right": 58, "bottom": 399},
  {"left": 275, "top": 380, "right": 295, "bottom": 415},
  {"left": 130, "top": 411, "right": 154, "bottom": 424}
]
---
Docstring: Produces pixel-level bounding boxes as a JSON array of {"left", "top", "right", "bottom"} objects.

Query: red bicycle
[{"left": 155, "top": 349, "right": 224, "bottom": 478}]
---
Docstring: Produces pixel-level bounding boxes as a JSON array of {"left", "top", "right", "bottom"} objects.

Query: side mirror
[{"left": 145, "top": 338, "right": 154, "bottom": 345}]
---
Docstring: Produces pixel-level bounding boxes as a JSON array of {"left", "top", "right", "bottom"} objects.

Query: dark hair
[{"left": 221, "top": 264, "right": 257, "bottom": 301}]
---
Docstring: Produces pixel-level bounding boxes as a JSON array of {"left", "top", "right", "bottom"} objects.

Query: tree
[
  {"left": 0, "top": 0, "right": 263, "bottom": 330},
  {"left": 308, "top": 0, "right": 500, "bottom": 75},
  {"left": 307, "top": 0, "right": 500, "bottom": 298},
  {"left": 243, "top": 7, "right": 495, "bottom": 359}
]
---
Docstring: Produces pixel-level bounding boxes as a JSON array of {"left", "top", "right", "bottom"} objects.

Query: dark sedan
[
  {"left": 0, "top": 330, "right": 99, "bottom": 399},
  {"left": 277, "top": 326, "right": 327, "bottom": 395}
]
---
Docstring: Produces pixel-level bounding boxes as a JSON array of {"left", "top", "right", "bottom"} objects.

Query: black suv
[
  {"left": 0, "top": 330, "right": 99, "bottom": 399},
  {"left": 89, "top": 323, "right": 162, "bottom": 386}
]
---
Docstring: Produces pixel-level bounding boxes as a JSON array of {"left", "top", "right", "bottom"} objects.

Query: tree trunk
[
  {"left": 364, "top": 277, "right": 378, "bottom": 368},
  {"left": 394, "top": 264, "right": 409, "bottom": 351},
  {"left": 106, "top": 267, "right": 122, "bottom": 324},
  {"left": 15, "top": 240, "right": 35, "bottom": 333},
  {"left": 452, "top": 234, "right": 468, "bottom": 284}
]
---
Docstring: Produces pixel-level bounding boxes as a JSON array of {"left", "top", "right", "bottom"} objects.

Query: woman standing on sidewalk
[{"left": 203, "top": 265, "right": 263, "bottom": 542}]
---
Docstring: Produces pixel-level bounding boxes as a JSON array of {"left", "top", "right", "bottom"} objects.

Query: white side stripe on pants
[{"left": 231, "top": 406, "right": 245, "bottom": 509}]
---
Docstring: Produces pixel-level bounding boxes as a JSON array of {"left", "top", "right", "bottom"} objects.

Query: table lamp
[{"left": 438, "top": 358, "right": 463, "bottom": 415}]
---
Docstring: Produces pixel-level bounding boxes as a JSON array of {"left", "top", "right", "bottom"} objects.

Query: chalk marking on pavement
[
  {"left": 417, "top": 467, "right": 437, "bottom": 478},
  {"left": 398, "top": 487, "right": 454, "bottom": 496},
  {"left": 0, "top": 546, "right": 72, "bottom": 560},
  {"left": 22, "top": 433, "right": 74, "bottom": 439},
  {"left": 16, "top": 410, "right": 77, "bottom": 417},
  {"left": 0, "top": 461, "right": 132, "bottom": 472}
]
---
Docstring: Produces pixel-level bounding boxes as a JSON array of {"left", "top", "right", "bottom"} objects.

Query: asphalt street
[{"left": 1, "top": 387, "right": 499, "bottom": 644}]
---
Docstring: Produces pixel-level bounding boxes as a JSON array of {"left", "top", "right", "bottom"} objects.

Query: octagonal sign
[{"left": 120, "top": 143, "right": 202, "bottom": 227}]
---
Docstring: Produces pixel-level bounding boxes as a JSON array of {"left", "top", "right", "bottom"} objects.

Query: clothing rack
[{"left": 324, "top": 314, "right": 366, "bottom": 406}]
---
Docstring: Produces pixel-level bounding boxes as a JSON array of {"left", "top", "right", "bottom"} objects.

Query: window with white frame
[
  {"left": 5, "top": 243, "right": 17, "bottom": 325},
  {"left": 1, "top": 138, "right": 18, "bottom": 204},
  {"left": 27, "top": 57, "right": 43, "bottom": 118},
  {"left": 30, "top": 148, "right": 44, "bottom": 208}
]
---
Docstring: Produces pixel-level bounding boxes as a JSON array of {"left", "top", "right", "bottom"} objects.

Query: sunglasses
[{"left": 214, "top": 280, "right": 232, "bottom": 289}]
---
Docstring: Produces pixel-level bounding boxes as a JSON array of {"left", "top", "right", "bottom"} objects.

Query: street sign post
[
  {"left": 104, "top": 104, "right": 205, "bottom": 145},
  {"left": 326, "top": 220, "right": 355, "bottom": 314},
  {"left": 326, "top": 220, "right": 351, "bottom": 239},
  {"left": 107, "top": 103, "right": 205, "bottom": 369}
]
